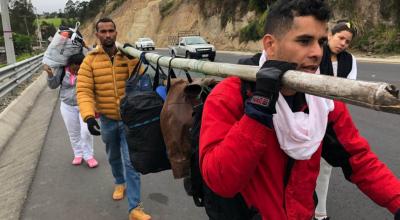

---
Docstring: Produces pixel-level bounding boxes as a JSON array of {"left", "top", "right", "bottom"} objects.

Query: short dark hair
[
  {"left": 331, "top": 20, "right": 356, "bottom": 37},
  {"left": 264, "top": 0, "right": 331, "bottom": 37},
  {"left": 68, "top": 53, "right": 85, "bottom": 65},
  {"left": 95, "top": 17, "right": 116, "bottom": 32}
]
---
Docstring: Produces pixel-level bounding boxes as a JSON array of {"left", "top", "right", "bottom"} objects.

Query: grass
[
  {"left": 0, "top": 52, "right": 42, "bottom": 68},
  {"left": 16, "top": 53, "right": 35, "bottom": 62},
  {"left": 37, "top": 18, "right": 62, "bottom": 27},
  {"left": 352, "top": 25, "right": 400, "bottom": 53}
]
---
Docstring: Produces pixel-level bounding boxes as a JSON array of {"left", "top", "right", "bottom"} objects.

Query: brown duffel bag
[{"left": 160, "top": 67, "right": 217, "bottom": 178}]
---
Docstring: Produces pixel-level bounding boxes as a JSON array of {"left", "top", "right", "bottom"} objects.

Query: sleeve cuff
[{"left": 244, "top": 101, "right": 274, "bottom": 128}]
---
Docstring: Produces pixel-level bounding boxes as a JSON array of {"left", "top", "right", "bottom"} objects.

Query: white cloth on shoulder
[
  {"left": 272, "top": 93, "right": 334, "bottom": 160},
  {"left": 258, "top": 50, "right": 268, "bottom": 67},
  {"left": 257, "top": 50, "right": 334, "bottom": 160}
]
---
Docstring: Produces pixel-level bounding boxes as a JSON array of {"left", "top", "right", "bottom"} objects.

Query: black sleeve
[
  {"left": 237, "top": 53, "right": 262, "bottom": 66},
  {"left": 321, "top": 123, "right": 353, "bottom": 181}
]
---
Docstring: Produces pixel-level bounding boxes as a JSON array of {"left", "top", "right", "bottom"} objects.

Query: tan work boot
[
  {"left": 129, "top": 205, "right": 151, "bottom": 220},
  {"left": 112, "top": 184, "right": 125, "bottom": 200}
]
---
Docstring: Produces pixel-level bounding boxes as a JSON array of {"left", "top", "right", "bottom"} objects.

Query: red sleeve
[
  {"left": 330, "top": 101, "right": 400, "bottom": 213},
  {"left": 199, "top": 77, "right": 273, "bottom": 197}
]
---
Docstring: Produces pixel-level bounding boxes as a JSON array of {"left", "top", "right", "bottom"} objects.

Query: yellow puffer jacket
[{"left": 77, "top": 46, "right": 139, "bottom": 121}]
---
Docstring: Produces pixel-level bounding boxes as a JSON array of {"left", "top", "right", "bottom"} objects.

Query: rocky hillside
[
  {"left": 80, "top": 0, "right": 400, "bottom": 53},
  {"left": 81, "top": 0, "right": 261, "bottom": 51}
]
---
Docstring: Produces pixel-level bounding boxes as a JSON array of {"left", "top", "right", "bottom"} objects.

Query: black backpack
[
  {"left": 120, "top": 54, "right": 171, "bottom": 174},
  {"left": 183, "top": 79, "right": 260, "bottom": 220}
]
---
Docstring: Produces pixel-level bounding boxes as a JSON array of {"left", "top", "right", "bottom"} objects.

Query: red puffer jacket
[{"left": 199, "top": 77, "right": 400, "bottom": 220}]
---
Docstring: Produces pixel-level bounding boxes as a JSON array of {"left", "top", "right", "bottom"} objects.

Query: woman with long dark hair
[{"left": 315, "top": 21, "right": 357, "bottom": 220}]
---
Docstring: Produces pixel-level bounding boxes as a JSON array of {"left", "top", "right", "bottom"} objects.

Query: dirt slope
[
  {"left": 81, "top": 0, "right": 396, "bottom": 52},
  {"left": 80, "top": 0, "right": 262, "bottom": 52}
]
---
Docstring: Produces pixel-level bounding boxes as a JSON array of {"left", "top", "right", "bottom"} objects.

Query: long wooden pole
[{"left": 117, "top": 43, "right": 400, "bottom": 115}]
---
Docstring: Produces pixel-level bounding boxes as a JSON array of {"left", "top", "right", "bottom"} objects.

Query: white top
[{"left": 331, "top": 54, "right": 358, "bottom": 80}]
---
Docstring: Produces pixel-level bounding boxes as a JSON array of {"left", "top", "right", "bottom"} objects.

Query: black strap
[
  {"left": 127, "top": 52, "right": 149, "bottom": 87},
  {"left": 166, "top": 58, "right": 177, "bottom": 92},
  {"left": 153, "top": 56, "right": 164, "bottom": 90},
  {"left": 183, "top": 69, "right": 193, "bottom": 83},
  {"left": 166, "top": 58, "right": 194, "bottom": 93},
  {"left": 157, "top": 58, "right": 168, "bottom": 79},
  {"left": 127, "top": 55, "right": 143, "bottom": 81}
]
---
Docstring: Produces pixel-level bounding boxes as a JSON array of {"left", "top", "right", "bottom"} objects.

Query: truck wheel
[
  {"left": 171, "top": 51, "right": 176, "bottom": 58},
  {"left": 140, "top": 46, "right": 143, "bottom": 50},
  {"left": 209, "top": 56, "right": 215, "bottom": 62},
  {"left": 186, "top": 51, "right": 190, "bottom": 59}
]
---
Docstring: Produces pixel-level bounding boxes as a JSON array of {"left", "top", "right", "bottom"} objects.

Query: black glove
[
  {"left": 86, "top": 117, "right": 101, "bottom": 136},
  {"left": 122, "top": 43, "right": 134, "bottom": 59},
  {"left": 395, "top": 209, "right": 400, "bottom": 220},
  {"left": 249, "top": 60, "right": 297, "bottom": 114}
]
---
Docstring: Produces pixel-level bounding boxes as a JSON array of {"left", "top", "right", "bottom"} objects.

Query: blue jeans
[{"left": 100, "top": 115, "right": 141, "bottom": 212}]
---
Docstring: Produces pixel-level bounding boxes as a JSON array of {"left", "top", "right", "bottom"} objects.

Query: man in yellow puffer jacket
[{"left": 77, "top": 17, "right": 151, "bottom": 220}]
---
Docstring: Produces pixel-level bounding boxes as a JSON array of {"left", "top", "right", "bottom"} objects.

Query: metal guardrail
[{"left": 0, "top": 54, "right": 44, "bottom": 98}]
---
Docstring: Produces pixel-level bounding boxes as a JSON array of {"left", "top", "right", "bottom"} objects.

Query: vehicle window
[{"left": 185, "top": 37, "right": 207, "bottom": 45}]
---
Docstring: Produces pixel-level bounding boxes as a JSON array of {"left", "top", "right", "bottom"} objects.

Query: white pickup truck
[{"left": 169, "top": 35, "right": 216, "bottom": 61}]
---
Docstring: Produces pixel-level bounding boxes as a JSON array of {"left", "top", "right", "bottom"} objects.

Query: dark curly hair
[{"left": 264, "top": 0, "right": 331, "bottom": 37}]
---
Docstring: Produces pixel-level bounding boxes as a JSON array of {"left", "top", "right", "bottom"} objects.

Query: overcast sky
[{"left": 31, "top": 0, "right": 89, "bottom": 13}]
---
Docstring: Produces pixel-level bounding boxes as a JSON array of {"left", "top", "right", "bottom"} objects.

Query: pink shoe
[
  {"left": 72, "top": 157, "right": 83, "bottom": 165},
  {"left": 86, "top": 158, "right": 98, "bottom": 168}
]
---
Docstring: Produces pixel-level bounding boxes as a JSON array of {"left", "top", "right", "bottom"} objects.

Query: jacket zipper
[
  {"left": 111, "top": 56, "right": 120, "bottom": 116},
  {"left": 283, "top": 157, "right": 295, "bottom": 218}
]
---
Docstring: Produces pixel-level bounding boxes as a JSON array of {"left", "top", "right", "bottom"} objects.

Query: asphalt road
[{"left": 22, "top": 50, "right": 400, "bottom": 220}]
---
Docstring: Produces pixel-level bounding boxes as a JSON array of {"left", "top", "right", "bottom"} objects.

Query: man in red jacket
[{"left": 199, "top": 0, "right": 400, "bottom": 219}]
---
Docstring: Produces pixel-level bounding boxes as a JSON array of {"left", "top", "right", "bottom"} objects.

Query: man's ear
[
  {"left": 95, "top": 32, "right": 99, "bottom": 39},
  {"left": 263, "top": 34, "right": 276, "bottom": 58}
]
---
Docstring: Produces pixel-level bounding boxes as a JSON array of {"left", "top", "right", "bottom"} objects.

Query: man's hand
[
  {"left": 86, "top": 117, "right": 101, "bottom": 136},
  {"left": 244, "top": 60, "right": 296, "bottom": 127},
  {"left": 250, "top": 60, "right": 297, "bottom": 114}
]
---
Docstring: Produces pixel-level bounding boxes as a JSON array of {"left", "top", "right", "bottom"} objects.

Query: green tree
[
  {"left": 249, "top": 0, "right": 270, "bottom": 14},
  {"left": 9, "top": 0, "right": 36, "bottom": 36},
  {"left": 65, "top": 0, "right": 77, "bottom": 18},
  {"left": 40, "top": 21, "right": 57, "bottom": 42},
  {"left": 75, "top": 1, "right": 89, "bottom": 21},
  {"left": 13, "top": 33, "right": 33, "bottom": 55},
  {"left": 74, "top": 0, "right": 106, "bottom": 22}
]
